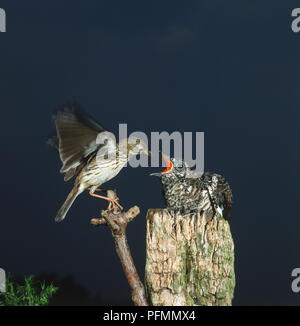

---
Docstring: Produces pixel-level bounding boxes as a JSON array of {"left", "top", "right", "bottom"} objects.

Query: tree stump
[{"left": 145, "top": 209, "right": 235, "bottom": 306}]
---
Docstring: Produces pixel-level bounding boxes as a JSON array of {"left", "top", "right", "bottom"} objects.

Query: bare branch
[
  {"left": 90, "top": 218, "right": 106, "bottom": 226},
  {"left": 90, "top": 191, "right": 148, "bottom": 306}
]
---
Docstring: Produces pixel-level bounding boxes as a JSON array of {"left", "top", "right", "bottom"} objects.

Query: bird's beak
[
  {"left": 150, "top": 152, "right": 173, "bottom": 177},
  {"left": 150, "top": 172, "right": 162, "bottom": 177}
]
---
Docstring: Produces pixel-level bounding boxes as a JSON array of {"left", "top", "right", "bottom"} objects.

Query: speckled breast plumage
[
  {"left": 159, "top": 159, "right": 233, "bottom": 220},
  {"left": 161, "top": 174, "right": 205, "bottom": 213}
]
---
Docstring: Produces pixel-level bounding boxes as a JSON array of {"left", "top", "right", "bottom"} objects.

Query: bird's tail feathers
[{"left": 55, "top": 186, "right": 81, "bottom": 222}]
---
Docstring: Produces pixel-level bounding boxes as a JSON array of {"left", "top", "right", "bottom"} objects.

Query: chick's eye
[{"left": 175, "top": 165, "right": 184, "bottom": 172}]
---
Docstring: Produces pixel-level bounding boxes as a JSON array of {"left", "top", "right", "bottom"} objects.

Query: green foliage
[{"left": 0, "top": 274, "right": 58, "bottom": 306}]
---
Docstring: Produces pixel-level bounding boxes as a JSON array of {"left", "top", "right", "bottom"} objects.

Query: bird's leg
[
  {"left": 111, "top": 199, "right": 123, "bottom": 211},
  {"left": 92, "top": 188, "right": 105, "bottom": 193},
  {"left": 91, "top": 188, "right": 117, "bottom": 199},
  {"left": 89, "top": 190, "right": 123, "bottom": 211},
  {"left": 106, "top": 190, "right": 122, "bottom": 211}
]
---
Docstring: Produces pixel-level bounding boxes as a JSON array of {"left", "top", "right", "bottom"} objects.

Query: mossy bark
[{"left": 145, "top": 209, "right": 235, "bottom": 306}]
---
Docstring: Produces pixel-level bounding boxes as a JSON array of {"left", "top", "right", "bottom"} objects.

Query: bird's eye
[{"left": 175, "top": 165, "right": 184, "bottom": 172}]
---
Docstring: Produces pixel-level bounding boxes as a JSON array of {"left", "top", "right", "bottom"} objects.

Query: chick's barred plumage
[
  {"left": 49, "top": 104, "right": 149, "bottom": 222},
  {"left": 153, "top": 157, "right": 232, "bottom": 220}
]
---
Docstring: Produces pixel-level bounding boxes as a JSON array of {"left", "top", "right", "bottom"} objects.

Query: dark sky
[{"left": 0, "top": 1, "right": 299, "bottom": 305}]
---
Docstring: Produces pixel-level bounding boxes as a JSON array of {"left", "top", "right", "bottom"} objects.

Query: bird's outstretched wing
[{"left": 49, "top": 103, "right": 109, "bottom": 181}]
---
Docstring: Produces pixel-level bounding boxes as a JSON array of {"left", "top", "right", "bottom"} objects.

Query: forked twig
[{"left": 90, "top": 190, "right": 148, "bottom": 306}]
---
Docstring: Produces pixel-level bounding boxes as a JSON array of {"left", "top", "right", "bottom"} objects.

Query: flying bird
[
  {"left": 151, "top": 154, "right": 232, "bottom": 220},
  {"left": 49, "top": 104, "right": 150, "bottom": 222}
]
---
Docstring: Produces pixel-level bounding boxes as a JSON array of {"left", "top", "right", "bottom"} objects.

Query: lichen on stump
[{"left": 145, "top": 209, "right": 235, "bottom": 306}]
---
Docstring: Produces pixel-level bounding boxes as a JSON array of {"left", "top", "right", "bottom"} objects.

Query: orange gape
[{"left": 161, "top": 152, "right": 173, "bottom": 174}]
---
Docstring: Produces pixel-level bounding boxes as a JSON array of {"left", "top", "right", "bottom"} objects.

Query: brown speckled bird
[{"left": 49, "top": 104, "right": 150, "bottom": 222}]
